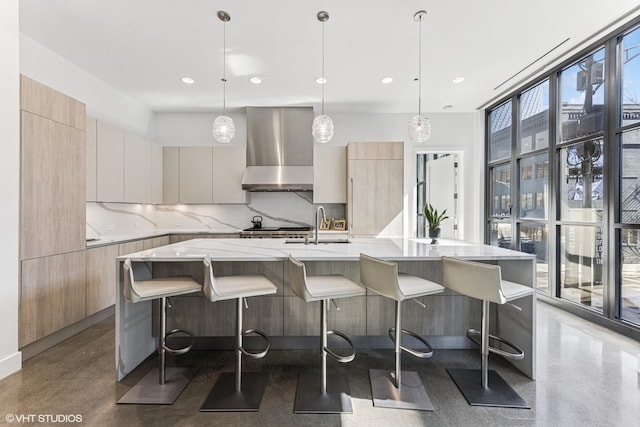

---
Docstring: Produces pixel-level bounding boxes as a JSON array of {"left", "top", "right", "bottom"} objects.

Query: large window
[
  {"left": 519, "top": 81, "right": 549, "bottom": 153},
  {"left": 486, "top": 20, "right": 640, "bottom": 334},
  {"left": 560, "top": 48, "right": 606, "bottom": 142},
  {"left": 622, "top": 27, "right": 640, "bottom": 127},
  {"left": 489, "top": 101, "right": 512, "bottom": 162}
]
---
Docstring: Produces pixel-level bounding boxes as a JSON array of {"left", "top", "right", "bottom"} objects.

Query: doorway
[{"left": 416, "top": 153, "right": 460, "bottom": 239}]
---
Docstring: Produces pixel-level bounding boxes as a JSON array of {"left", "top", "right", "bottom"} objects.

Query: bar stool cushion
[
  {"left": 442, "top": 257, "right": 533, "bottom": 304},
  {"left": 502, "top": 279, "right": 535, "bottom": 302},
  {"left": 398, "top": 274, "right": 445, "bottom": 300},
  {"left": 123, "top": 258, "right": 201, "bottom": 304},
  {"left": 289, "top": 255, "right": 365, "bottom": 302},
  {"left": 304, "top": 276, "right": 365, "bottom": 301},
  {"left": 360, "top": 253, "right": 444, "bottom": 301},
  {"left": 203, "top": 256, "right": 277, "bottom": 302}
]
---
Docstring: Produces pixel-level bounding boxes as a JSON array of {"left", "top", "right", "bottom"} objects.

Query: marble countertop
[
  {"left": 118, "top": 237, "right": 535, "bottom": 262},
  {"left": 85, "top": 229, "right": 241, "bottom": 248}
]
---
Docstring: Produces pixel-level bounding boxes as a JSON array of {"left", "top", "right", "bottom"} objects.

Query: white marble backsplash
[{"left": 86, "top": 192, "right": 345, "bottom": 238}]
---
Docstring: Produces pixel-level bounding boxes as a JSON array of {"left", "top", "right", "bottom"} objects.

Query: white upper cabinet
[
  {"left": 96, "top": 120, "right": 125, "bottom": 202},
  {"left": 212, "top": 147, "right": 247, "bottom": 204},
  {"left": 151, "top": 142, "right": 163, "bottom": 204},
  {"left": 179, "top": 147, "right": 213, "bottom": 204},
  {"left": 124, "top": 133, "right": 152, "bottom": 203},
  {"left": 162, "top": 146, "right": 179, "bottom": 204},
  {"left": 313, "top": 145, "right": 346, "bottom": 204},
  {"left": 162, "top": 146, "right": 247, "bottom": 204},
  {"left": 92, "top": 118, "right": 161, "bottom": 204}
]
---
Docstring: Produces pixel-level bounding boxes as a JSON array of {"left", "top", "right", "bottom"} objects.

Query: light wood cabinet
[
  {"left": 162, "top": 147, "right": 179, "bottom": 204},
  {"left": 347, "top": 141, "right": 403, "bottom": 237},
  {"left": 347, "top": 140, "right": 403, "bottom": 160},
  {"left": 179, "top": 147, "right": 213, "bottom": 203},
  {"left": 20, "top": 251, "right": 87, "bottom": 346},
  {"left": 86, "top": 116, "right": 97, "bottom": 201},
  {"left": 143, "top": 236, "right": 171, "bottom": 250},
  {"left": 212, "top": 147, "right": 247, "bottom": 203},
  {"left": 124, "top": 133, "right": 151, "bottom": 203},
  {"left": 96, "top": 120, "right": 125, "bottom": 202},
  {"left": 118, "top": 240, "right": 146, "bottom": 256},
  {"left": 20, "top": 75, "right": 85, "bottom": 130},
  {"left": 20, "top": 111, "right": 86, "bottom": 260},
  {"left": 86, "top": 244, "right": 119, "bottom": 316},
  {"left": 313, "top": 145, "right": 347, "bottom": 203}
]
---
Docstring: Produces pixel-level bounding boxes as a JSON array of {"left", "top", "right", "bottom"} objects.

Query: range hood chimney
[{"left": 242, "top": 107, "right": 314, "bottom": 191}]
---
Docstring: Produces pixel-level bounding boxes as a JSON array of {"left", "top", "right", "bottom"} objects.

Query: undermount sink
[{"left": 284, "top": 238, "right": 351, "bottom": 244}]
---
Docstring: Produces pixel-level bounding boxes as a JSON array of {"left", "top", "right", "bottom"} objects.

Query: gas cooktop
[{"left": 239, "top": 226, "right": 312, "bottom": 238}]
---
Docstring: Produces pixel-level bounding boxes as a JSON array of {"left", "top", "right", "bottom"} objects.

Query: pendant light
[
  {"left": 312, "top": 11, "right": 334, "bottom": 144},
  {"left": 408, "top": 10, "right": 432, "bottom": 143},
  {"left": 212, "top": 10, "right": 235, "bottom": 143}
]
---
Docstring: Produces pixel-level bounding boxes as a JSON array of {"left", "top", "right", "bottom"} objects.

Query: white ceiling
[{"left": 19, "top": 0, "right": 640, "bottom": 114}]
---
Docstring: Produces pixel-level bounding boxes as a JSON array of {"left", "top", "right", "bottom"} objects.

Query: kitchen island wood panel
[{"left": 115, "top": 238, "right": 536, "bottom": 381}]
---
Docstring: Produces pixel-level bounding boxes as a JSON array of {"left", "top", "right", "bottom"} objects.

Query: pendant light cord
[
  {"left": 222, "top": 19, "right": 227, "bottom": 116},
  {"left": 321, "top": 20, "right": 325, "bottom": 116},
  {"left": 418, "top": 16, "right": 422, "bottom": 116}
]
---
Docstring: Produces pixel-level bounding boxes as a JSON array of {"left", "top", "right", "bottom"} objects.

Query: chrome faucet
[{"left": 315, "top": 206, "right": 326, "bottom": 245}]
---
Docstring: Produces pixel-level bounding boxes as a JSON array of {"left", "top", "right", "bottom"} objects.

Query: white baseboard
[{"left": 0, "top": 351, "right": 22, "bottom": 380}]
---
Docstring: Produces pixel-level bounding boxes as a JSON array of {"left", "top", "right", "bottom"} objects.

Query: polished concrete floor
[{"left": 1, "top": 301, "right": 639, "bottom": 426}]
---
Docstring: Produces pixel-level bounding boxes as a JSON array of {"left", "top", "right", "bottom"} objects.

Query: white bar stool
[
  {"left": 287, "top": 255, "right": 365, "bottom": 414},
  {"left": 359, "top": 253, "right": 444, "bottom": 411},
  {"left": 442, "top": 256, "right": 534, "bottom": 408},
  {"left": 117, "top": 258, "right": 202, "bottom": 405},
  {"left": 200, "top": 255, "right": 277, "bottom": 412}
]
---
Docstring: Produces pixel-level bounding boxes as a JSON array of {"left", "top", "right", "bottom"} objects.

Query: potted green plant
[{"left": 423, "top": 204, "right": 449, "bottom": 244}]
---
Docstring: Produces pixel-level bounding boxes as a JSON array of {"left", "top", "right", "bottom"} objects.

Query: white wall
[
  {"left": 154, "top": 111, "right": 484, "bottom": 242},
  {"left": 19, "top": 35, "right": 155, "bottom": 139},
  {"left": 0, "top": 0, "right": 22, "bottom": 379},
  {"left": 154, "top": 112, "right": 246, "bottom": 147}
]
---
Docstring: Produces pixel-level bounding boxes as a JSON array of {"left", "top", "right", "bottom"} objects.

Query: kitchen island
[{"left": 116, "top": 237, "right": 536, "bottom": 381}]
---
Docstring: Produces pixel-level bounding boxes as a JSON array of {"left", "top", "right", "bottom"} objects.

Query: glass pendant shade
[
  {"left": 408, "top": 114, "right": 432, "bottom": 143},
  {"left": 312, "top": 114, "right": 334, "bottom": 143},
  {"left": 213, "top": 115, "right": 235, "bottom": 143}
]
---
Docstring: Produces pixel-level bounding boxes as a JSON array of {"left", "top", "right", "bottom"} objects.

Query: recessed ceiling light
[
  {"left": 250, "top": 77, "right": 262, "bottom": 84},
  {"left": 452, "top": 76, "right": 465, "bottom": 84},
  {"left": 180, "top": 76, "right": 195, "bottom": 84},
  {"left": 381, "top": 77, "right": 393, "bottom": 84},
  {"left": 443, "top": 105, "right": 454, "bottom": 110},
  {"left": 316, "top": 77, "right": 327, "bottom": 84}
]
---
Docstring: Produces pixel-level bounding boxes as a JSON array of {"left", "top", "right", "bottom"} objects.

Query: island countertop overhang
[{"left": 117, "top": 237, "right": 536, "bottom": 263}]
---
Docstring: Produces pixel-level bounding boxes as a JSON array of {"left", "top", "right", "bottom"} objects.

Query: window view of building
[{"left": 486, "top": 24, "right": 640, "bottom": 327}]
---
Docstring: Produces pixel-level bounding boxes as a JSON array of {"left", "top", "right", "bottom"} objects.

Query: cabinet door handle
[{"left": 349, "top": 177, "right": 354, "bottom": 231}]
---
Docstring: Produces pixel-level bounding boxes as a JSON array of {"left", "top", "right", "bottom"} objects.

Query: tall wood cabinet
[
  {"left": 347, "top": 141, "right": 403, "bottom": 237},
  {"left": 19, "top": 76, "right": 86, "bottom": 260},
  {"left": 19, "top": 76, "right": 87, "bottom": 346}
]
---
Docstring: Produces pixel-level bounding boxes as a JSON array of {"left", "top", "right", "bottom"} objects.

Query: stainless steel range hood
[{"left": 242, "top": 107, "right": 314, "bottom": 191}]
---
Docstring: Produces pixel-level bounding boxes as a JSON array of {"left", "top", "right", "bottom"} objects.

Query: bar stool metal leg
[
  {"left": 369, "top": 300, "right": 434, "bottom": 411},
  {"left": 200, "top": 298, "right": 269, "bottom": 412},
  {"left": 117, "top": 297, "right": 198, "bottom": 405},
  {"left": 447, "top": 300, "right": 530, "bottom": 408},
  {"left": 294, "top": 299, "right": 354, "bottom": 414}
]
